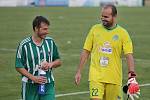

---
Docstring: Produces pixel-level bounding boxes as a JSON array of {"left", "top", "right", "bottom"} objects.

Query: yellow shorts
[{"left": 89, "top": 81, "right": 122, "bottom": 100}]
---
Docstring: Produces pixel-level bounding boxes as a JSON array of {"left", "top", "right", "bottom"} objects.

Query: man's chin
[
  {"left": 102, "top": 23, "right": 112, "bottom": 29},
  {"left": 103, "top": 24, "right": 110, "bottom": 28},
  {"left": 40, "top": 36, "right": 46, "bottom": 39}
]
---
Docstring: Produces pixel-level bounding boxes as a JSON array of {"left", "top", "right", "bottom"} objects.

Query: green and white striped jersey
[{"left": 15, "top": 36, "right": 60, "bottom": 83}]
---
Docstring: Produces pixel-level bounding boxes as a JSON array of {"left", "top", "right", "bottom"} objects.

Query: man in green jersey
[{"left": 15, "top": 16, "right": 61, "bottom": 100}]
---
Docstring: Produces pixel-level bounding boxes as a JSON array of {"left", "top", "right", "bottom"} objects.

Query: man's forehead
[
  {"left": 39, "top": 22, "right": 49, "bottom": 27},
  {"left": 40, "top": 22, "right": 49, "bottom": 25},
  {"left": 102, "top": 7, "right": 112, "bottom": 13},
  {"left": 102, "top": 7, "right": 113, "bottom": 15}
]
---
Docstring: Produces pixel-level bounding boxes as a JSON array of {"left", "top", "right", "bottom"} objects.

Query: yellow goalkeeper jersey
[{"left": 84, "top": 24, "right": 133, "bottom": 85}]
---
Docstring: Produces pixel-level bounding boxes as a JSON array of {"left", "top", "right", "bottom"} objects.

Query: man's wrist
[
  {"left": 76, "top": 69, "right": 81, "bottom": 74},
  {"left": 128, "top": 71, "right": 136, "bottom": 79},
  {"left": 48, "top": 62, "right": 54, "bottom": 68}
]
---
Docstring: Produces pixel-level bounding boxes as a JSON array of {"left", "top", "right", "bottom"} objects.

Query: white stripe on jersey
[
  {"left": 42, "top": 45, "right": 46, "bottom": 60},
  {"left": 17, "top": 37, "right": 30, "bottom": 58},
  {"left": 21, "top": 45, "right": 30, "bottom": 82},
  {"left": 45, "top": 40, "right": 50, "bottom": 62},
  {"left": 21, "top": 37, "right": 30, "bottom": 44},
  {"left": 50, "top": 40, "right": 54, "bottom": 81},
  {"left": 20, "top": 37, "right": 30, "bottom": 46},
  {"left": 29, "top": 43, "right": 35, "bottom": 68},
  {"left": 36, "top": 46, "right": 40, "bottom": 65},
  {"left": 50, "top": 40, "right": 53, "bottom": 62},
  {"left": 45, "top": 40, "right": 51, "bottom": 82},
  {"left": 17, "top": 48, "right": 21, "bottom": 58},
  {"left": 29, "top": 43, "right": 36, "bottom": 82},
  {"left": 24, "top": 45, "right": 30, "bottom": 69}
]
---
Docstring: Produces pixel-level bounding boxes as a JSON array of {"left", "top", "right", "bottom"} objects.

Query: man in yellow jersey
[{"left": 75, "top": 5, "right": 140, "bottom": 100}]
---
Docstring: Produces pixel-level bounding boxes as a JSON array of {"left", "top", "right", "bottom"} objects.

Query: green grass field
[{"left": 0, "top": 6, "right": 150, "bottom": 100}]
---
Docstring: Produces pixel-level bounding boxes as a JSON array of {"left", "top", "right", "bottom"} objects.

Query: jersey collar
[
  {"left": 103, "top": 24, "right": 118, "bottom": 31},
  {"left": 31, "top": 36, "right": 44, "bottom": 47}
]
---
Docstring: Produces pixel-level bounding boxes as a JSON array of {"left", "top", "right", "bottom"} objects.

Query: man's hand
[
  {"left": 127, "top": 90, "right": 140, "bottom": 100},
  {"left": 32, "top": 76, "right": 47, "bottom": 84},
  {"left": 127, "top": 77, "right": 140, "bottom": 100},
  {"left": 127, "top": 78, "right": 140, "bottom": 94},
  {"left": 75, "top": 71, "right": 81, "bottom": 85},
  {"left": 40, "top": 60, "right": 49, "bottom": 71},
  {"left": 123, "top": 77, "right": 140, "bottom": 100}
]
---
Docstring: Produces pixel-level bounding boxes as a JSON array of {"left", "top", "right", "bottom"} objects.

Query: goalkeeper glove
[
  {"left": 123, "top": 71, "right": 140, "bottom": 100},
  {"left": 128, "top": 77, "right": 140, "bottom": 100}
]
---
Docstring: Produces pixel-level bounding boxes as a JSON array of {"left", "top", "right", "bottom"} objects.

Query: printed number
[{"left": 92, "top": 88, "right": 98, "bottom": 96}]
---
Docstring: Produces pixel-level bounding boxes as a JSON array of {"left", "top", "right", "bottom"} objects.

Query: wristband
[{"left": 128, "top": 71, "right": 136, "bottom": 79}]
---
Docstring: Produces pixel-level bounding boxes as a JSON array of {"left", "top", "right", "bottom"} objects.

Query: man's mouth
[
  {"left": 102, "top": 20, "right": 108, "bottom": 22},
  {"left": 102, "top": 20, "right": 108, "bottom": 25}
]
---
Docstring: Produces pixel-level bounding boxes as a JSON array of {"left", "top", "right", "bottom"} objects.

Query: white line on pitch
[
  {"left": 0, "top": 48, "right": 150, "bottom": 61},
  {"left": 0, "top": 48, "right": 16, "bottom": 52},
  {"left": 56, "top": 91, "right": 89, "bottom": 97},
  {"left": 139, "top": 83, "right": 150, "bottom": 87}
]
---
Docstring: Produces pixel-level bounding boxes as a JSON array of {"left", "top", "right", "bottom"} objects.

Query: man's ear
[
  {"left": 113, "top": 15, "right": 117, "bottom": 22},
  {"left": 34, "top": 27, "right": 38, "bottom": 32}
]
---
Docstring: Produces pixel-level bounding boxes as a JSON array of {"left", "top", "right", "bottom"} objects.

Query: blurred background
[
  {"left": 0, "top": 0, "right": 148, "bottom": 7},
  {"left": 0, "top": 0, "right": 150, "bottom": 100}
]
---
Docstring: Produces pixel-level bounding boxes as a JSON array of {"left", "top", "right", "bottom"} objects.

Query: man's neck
[
  {"left": 32, "top": 34, "right": 43, "bottom": 46},
  {"left": 105, "top": 23, "right": 117, "bottom": 30}
]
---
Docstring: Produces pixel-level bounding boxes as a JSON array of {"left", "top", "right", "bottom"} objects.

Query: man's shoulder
[
  {"left": 45, "top": 36, "right": 54, "bottom": 41},
  {"left": 91, "top": 23, "right": 102, "bottom": 29},
  {"left": 19, "top": 37, "right": 31, "bottom": 46},
  {"left": 45, "top": 36, "right": 55, "bottom": 43},
  {"left": 117, "top": 25, "right": 128, "bottom": 33},
  {"left": 88, "top": 24, "right": 103, "bottom": 32}
]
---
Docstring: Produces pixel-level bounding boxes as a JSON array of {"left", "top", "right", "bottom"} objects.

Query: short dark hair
[
  {"left": 32, "top": 16, "right": 50, "bottom": 31},
  {"left": 103, "top": 4, "right": 117, "bottom": 16}
]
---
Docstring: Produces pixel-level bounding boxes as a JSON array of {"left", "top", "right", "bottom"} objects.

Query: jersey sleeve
[
  {"left": 15, "top": 43, "right": 26, "bottom": 68},
  {"left": 52, "top": 40, "right": 60, "bottom": 61},
  {"left": 83, "top": 26, "right": 94, "bottom": 51},
  {"left": 122, "top": 31, "right": 133, "bottom": 55}
]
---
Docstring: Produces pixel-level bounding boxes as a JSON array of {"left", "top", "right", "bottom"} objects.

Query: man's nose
[{"left": 45, "top": 30, "right": 49, "bottom": 34}]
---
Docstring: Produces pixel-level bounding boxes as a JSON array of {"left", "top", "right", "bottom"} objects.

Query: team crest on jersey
[{"left": 112, "top": 35, "right": 119, "bottom": 41}]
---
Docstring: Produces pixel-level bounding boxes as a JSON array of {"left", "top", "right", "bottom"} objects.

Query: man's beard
[
  {"left": 102, "top": 20, "right": 113, "bottom": 29},
  {"left": 37, "top": 32, "right": 47, "bottom": 39}
]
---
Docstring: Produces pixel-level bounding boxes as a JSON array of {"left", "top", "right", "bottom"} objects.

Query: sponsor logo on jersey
[{"left": 100, "top": 41, "right": 112, "bottom": 54}]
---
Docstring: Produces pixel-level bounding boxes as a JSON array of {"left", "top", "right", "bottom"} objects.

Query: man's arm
[
  {"left": 49, "top": 59, "right": 61, "bottom": 68},
  {"left": 125, "top": 53, "right": 135, "bottom": 77},
  {"left": 124, "top": 53, "right": 140, "bottom": 99},
  {"left": 75, "top": 49, "right": 90, "bottom": 85},
  {"left": 16, "top": 68, "right": 46, "bottom": 84},
  {"left": 40, "top": 59, "right": 61, "bottom": 71}
]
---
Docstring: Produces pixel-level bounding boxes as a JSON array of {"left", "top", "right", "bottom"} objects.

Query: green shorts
[{"left": 22, "top": 82, "right": 55, "bottom": 100}]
